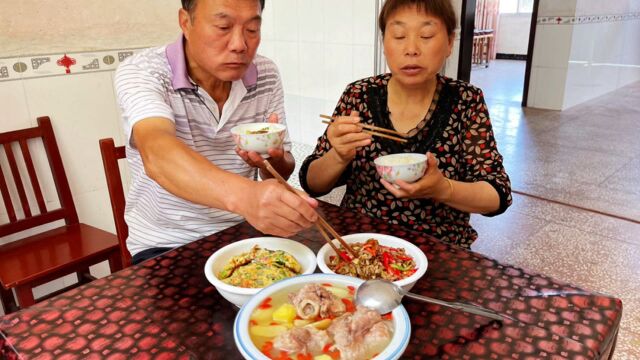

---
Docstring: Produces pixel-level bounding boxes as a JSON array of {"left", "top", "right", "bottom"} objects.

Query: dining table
[{"left": 0, "top": 201, "right": 622, "bottom": 359}]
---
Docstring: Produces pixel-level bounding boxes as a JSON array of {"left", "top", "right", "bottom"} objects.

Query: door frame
[{"left": 457, "top": 0, "right": 540, "bottom": 107}]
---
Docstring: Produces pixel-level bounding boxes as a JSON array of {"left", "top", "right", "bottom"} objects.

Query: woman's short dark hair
[
  {"left": 181, "top": 0, "right": 266, "bottom": 12},
  {"left": 379, "top": 0, "right": 456, "bottom": 37}
]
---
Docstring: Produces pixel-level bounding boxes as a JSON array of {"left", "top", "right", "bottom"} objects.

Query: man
[{"left": 114, "top": 0, "right": 317, "bottom": 264}]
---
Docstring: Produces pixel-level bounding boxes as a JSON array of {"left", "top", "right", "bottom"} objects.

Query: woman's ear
[{"left": 447, "top": 34, "right": 455, "bottom": 57}]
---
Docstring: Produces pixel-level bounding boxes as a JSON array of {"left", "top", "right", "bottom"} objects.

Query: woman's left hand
[{"left": 380, "top": 152, "right": 453, "bottom": 202}]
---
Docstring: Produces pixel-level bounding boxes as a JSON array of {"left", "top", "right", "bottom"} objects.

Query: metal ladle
[{"left": 355, "top": 279, "right": 504, "bottom": 321}]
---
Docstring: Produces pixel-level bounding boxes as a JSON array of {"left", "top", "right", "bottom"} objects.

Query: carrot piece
[
  {"left": 259, "top": 297, "right": 273, "bottom": 309},
  {"left": 261, "top": 341, "right": 274, "bottom": 355},
  {"left": 341, "top": 298, "right": 356, "bottom": 313}
]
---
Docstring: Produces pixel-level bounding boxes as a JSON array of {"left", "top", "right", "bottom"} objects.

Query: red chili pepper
[
  {"left": 396, "top": 255, "right": 413, "bottom": 261},
  {"left": 296, "top": 353, "right": 313, "bottom": 360},
  {"left": 323, "top": 344, "right": 333, "bottom": 353},
  {"left": 339, "top": 251, "right": 352, "bottom": 262},
  {"left": 382, "top": 313, "right": 393, "bottom": 320},
  {"left": 382, "top": 252, "right": 392, "bottom": 272}
]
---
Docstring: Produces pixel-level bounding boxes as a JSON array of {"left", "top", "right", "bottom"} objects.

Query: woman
[{"left": 299, "top": 0, "right": 511, "bottom": 248}]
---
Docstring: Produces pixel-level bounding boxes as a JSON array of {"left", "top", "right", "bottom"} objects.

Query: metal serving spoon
[{"left": 355, "top": 279, "right": 504, "bottom": 321}]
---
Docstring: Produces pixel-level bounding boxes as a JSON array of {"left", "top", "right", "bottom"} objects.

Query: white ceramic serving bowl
[
  {"left": 230, "top": 122, "right": 287, "bottom": 154},
  {"left": 204, "top": 237, "right": 317, "bottom": 307},
  {"left": 374, "top": 153, "right": 427, "bottom": 184},
  {"left": 234, "top": 273, "right": 412, "bottom": 360},
  {"left": 316, "top": 233, "right": 428, "bottom": 292}
]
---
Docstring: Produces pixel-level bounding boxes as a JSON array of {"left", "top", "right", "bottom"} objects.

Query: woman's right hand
[{"left": 327, "top": 111, "right": 372, "bottom": 164}]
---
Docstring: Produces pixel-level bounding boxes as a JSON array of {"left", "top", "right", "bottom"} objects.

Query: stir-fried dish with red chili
[{"left": 328, "top": 239, "right": 417, "bottom": 281}]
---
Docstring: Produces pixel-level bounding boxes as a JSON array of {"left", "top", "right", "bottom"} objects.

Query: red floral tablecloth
[{"left": 0, "top": 202, "right": 622, "bottom": 359}]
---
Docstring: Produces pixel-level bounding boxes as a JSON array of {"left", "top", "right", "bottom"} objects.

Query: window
[{"left": 499, "top": 0, "right": 533, "bottom": 14}]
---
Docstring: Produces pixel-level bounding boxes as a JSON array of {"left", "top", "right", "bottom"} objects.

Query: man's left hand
[{"left": 235, "top": 113, "right": 286, "bottom": 170}]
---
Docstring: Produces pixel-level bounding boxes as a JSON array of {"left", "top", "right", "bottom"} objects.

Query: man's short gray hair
[{"left": 181, "top": 0, "right": 265, "bottom": 13}]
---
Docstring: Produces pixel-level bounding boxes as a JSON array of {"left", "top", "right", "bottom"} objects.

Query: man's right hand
[
  {"left": 239, "top": 179, "right": 319, "bottom": 237},
  {"left": 327, "top": 111, "right": 372, "bottom": 164}
]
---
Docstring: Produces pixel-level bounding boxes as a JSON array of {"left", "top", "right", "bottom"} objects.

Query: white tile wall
[
  {"left": 323, "top": 0, "right": 355, "bottom": 45},
  {"left": 261, "top": 2, "right": 276, "bottom": 41},
  {"left": 273, "top": 0, "right": 299, "bottom": 43},
  {"left": 497, "top": 14, "right": 532, "bottom": 55},
  {"left": 575, "top": 0, "right": 628, "bottom": 16},
  {"left": 272, "top": 41, "right": 300, "bottom": 94},
  {"left": 0, "top": 80, "right": 30, "bottom": 132},
  {"left": 298, "top": 1, "right": 325, "bottom": 43},
  {"left": 0, "top": 70, "right": 125, "bottom": 292},
  {"left": 22, "top": 72, "right": 124, "bottom": 197},
  {"left": 531, "top": 25, "right": 574, "bottom": 69},
  {"left": 530, "top": 0, "right": 640, "bottom": 110},
  {"left": 530, "top": 67, "right": 568, "bottom": 110},
  {"left": 284, "top": 94, "right": 302, "bottom": 143},
  {"left": 563, "top": 17, "right": 640, "bottom": 109},
  {"left": 300, "top": 96, "right": 333, "bottom": 146},
  {"left": 324, "top": 44, "right": 355, "bottom": 101},
  {"left": 619, "top": 19, "right": 640, "bottom": 87},
  {"left": 538, "top": 0, "right": 578, "bottom": 17},
  {"left": 299, "top": 43, "right": 326, "bottom": 99},
  {"left": 262, "top": 0, "right": 378, "bottom": 146},
  {"left": 444, "top": 38, "right": 461, "bottom": 79},
  {"left": 352, "top": 45, "right": 375, "bottom": 81},
  {"left": 353, "top": 0, "right": 376, "bottom": 45}
]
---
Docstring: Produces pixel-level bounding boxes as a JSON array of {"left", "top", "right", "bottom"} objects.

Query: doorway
[{"left": 458, "top": 0, "right": 539, "bottom": 107}]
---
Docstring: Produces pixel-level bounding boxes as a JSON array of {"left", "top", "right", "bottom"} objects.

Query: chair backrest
[
  {"left": 99, "top": 138, "right": 131, "bottom": 267},
  {"left": 0, "top": 116, "right": 79, "bottom": 238}
]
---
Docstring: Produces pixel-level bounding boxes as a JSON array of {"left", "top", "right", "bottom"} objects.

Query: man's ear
[{"left": 179, "top": 8, "right": 192, "bottom": 40}]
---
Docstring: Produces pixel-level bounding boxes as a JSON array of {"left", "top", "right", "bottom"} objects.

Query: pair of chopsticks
[
  {"left": 263, "top": 160, "right": 358, "bottom": 259},
  {"left": 320, "top": 114, "right": 408, "bottom": 143}
]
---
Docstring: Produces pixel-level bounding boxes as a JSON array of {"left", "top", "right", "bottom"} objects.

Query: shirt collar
[{"left": 166, "top": 35, "right": 258, "bottom": 91}]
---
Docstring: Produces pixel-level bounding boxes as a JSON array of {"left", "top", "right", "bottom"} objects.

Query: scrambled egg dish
[{"left": 218, "top": 246, "right": 302, "bottom": 288}]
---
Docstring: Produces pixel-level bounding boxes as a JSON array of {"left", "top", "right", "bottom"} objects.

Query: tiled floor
[
  {"left": 290, "top": 61, "right": 640, "bottom": 359},
  {"left": 473, "top": 60, "right": 640, "bottom": 222}
]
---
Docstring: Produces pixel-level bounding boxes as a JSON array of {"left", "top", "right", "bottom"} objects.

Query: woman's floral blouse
[{"left": 299, "top": 74, "right": 512, "bottom": 248}]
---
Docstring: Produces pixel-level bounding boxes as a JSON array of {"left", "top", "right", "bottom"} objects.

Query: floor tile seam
[
  {"left": 509, "top": 208, "right": 640, "bottom": 248},
  {"left": 511, "top": 190, "right": 640, "bottom": 224},
  {"left": 597, "top": 157, "right": 637, "bottom": 187}
]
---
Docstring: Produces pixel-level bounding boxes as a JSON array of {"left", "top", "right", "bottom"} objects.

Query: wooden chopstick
[
  {"left": 262, "top": 160, "right": 358, "bottom": 258},
  {"left": 320, "top": 114, "right": 408, "bottom": 138},
  {"left": 315, "top": 223, "right": 342, "bottom": 256},
  {"left": 316, "top": 216, "right": 357, "bottom": 258},
  {"left": 321, "top": 119, "right": 408, "bottom": 143}
]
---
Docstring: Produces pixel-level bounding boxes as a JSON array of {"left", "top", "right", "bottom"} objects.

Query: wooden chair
[
  {"left": 0, "top": 116, "right": 122, "bottom": 314},
  {"left": 99, "top": 138, "right": 131, "bottom": 268}
]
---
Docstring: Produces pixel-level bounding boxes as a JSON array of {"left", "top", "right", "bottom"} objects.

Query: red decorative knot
[{"left": 57, "top": 54, "right": 76, "bottom": 74}]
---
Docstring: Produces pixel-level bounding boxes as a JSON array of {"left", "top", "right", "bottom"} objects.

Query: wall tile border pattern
[
  {"left": 538, "top": 12, "right": 640, "bottom": 25},
  {"left": 0, "top": 48, "right": 146, "bottom": 82}
]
